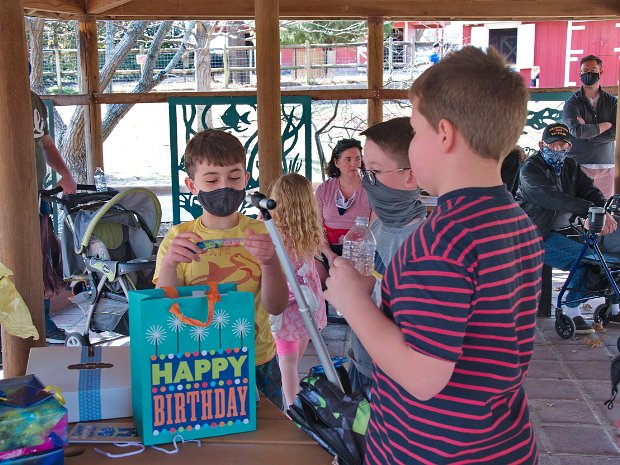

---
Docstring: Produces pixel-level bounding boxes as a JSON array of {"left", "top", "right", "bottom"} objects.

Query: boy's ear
[
  {"left": 437, "top": 119, "right": 456, "bottom": 153},
  {"left": 185, "top": 176, "right": 199, "bottom": 196},
  {"left": 403, "top": 169, "right": 419, "bottom": 190},
  {"left": 244, "top": 170, "right": 250, "bottom": 187}
]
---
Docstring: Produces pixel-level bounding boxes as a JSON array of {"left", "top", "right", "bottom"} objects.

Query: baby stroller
[
  {"left": 554, "top": 194, "right": 620, "bottom": 350},
  {"left": 40, "top": 185, "right": 161, "bottom": 346}
]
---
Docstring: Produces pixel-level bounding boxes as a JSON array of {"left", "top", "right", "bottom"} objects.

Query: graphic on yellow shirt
[
  {"left": 187, "top": 252, "right": 260, "bottom": 288},
  {"left": 154, "top": 214, "right": 276, "bottom": 365}
]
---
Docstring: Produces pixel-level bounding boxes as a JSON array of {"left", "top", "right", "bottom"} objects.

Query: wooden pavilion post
[
  {"left": 0, "top": 0, "right": 46, "bottom": 377},
  {"left": 367, "top": 17, "right": 384, "bottom": 127},
  {"left": 255, "top": 0, "right": 282, "bottom": 191},
  {"left": 615, "top": 59, "right": 620, "bottom": 195},
  {"left": 79, "top": 18, "right": 103, "bottom": 182}
]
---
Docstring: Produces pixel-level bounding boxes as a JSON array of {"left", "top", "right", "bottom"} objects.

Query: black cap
[
  {"left": 433, "top": 42, "right": 440, "bottom": 48},
  {"left": 542, "top": 123, "right": 570, "bottom": 144}
]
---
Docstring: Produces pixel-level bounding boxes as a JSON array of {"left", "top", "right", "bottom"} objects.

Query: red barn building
[{"left": 462, "top": 20, "right": 620, "bottom": 88}]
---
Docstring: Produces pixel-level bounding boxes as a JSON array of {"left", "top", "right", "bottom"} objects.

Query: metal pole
[{"left": 254, "top": 196, "right": 344, "bottom": 392}]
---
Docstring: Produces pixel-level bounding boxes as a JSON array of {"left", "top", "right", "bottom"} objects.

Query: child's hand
[
  {"left": 324, "top": 257, "right": 375, "bottom": 318},
  {"left": 162, "top": 232, "right": 204, "bottom": 267},
  {"left": 324, "top": 249, "right": 338, "bottom": 267},
  {"left": 244, "top": 229, "right": 278, "bottom": 266}
]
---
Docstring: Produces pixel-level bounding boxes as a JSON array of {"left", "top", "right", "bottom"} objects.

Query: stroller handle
[{"left": 39, "top": 184, "right": 97, "bottom": 204}]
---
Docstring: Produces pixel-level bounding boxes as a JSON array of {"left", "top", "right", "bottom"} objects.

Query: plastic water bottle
[
  {"left": 94, "top": 167, "right": 107, "bottom": 191},
  {"left": 342, "top": 216, "right": 376, "bottom": 276}
]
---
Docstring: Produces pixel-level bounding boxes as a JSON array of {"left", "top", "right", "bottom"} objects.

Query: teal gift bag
[{"left": 128, "top": 282, "right": 256, "bottom": 446}]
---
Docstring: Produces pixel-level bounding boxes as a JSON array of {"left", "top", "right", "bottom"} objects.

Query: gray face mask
[
  {"left": 196, "top": 187, "right": 245, "bottom": 217},
  {"left": 361, "top": 176, "right": 426, "bottom": 227}
]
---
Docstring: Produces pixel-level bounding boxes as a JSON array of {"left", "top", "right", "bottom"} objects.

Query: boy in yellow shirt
[{"left": 154, "top": 129, "right": 288, "bottom": 409}]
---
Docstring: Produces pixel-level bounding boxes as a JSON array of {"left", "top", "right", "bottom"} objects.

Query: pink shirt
[
  {"left": 272, "top": 250, "right": 326, "bottom": 341},
  {"left": 315, "top": 177, "right": 371, "bottom": 245}
]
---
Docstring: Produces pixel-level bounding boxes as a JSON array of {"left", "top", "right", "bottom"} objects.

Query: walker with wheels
[{"left": 554, "top": 195, "right": 620, "bottom": 351}]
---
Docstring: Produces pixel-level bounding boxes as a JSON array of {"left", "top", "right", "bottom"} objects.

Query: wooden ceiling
[{"left": 22, "top": 0, "right": 620, "bottom": 20}]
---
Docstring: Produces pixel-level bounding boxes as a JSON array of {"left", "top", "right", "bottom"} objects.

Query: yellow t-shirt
[{"left": 154, "top": 214, "right": 276, "bottom": 365}]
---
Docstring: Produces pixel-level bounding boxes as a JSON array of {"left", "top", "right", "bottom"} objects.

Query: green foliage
[
  {"left": 45, "top": 85, "right": 79, "bottom": 95},
  {"left": 280, "top": 21, "right": 367, "bottom": 45},
  {"left": 42, "top": 20, "right": 77, "bottom": 48}
]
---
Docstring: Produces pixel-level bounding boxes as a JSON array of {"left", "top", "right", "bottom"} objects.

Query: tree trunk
[
  {"left": 59, "top": 21, "right": 148, "bottom": 181},
  {"left": 27, "top": 17, "right": 46, "bottom": 94},
  {"left": 105, "top": 22, "right": 115, "bottom": 93},
  {"left": 101, "top": 21, "right": 194, "bottom": 140},
  {"left": 194, "top": 21, "right": 216, "bottom": 131},
  {"left": 228, "top": 21, "right": 250, "bottom": 85}
]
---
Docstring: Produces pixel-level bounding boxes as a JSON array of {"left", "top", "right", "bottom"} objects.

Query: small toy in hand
[{"left": 196, "top": 238, "right": 245, "bottom": 250}]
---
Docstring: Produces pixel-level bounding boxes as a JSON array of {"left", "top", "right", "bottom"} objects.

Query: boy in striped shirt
[{"left": 325, "top": 46, "right": 543, "bottom": 465}]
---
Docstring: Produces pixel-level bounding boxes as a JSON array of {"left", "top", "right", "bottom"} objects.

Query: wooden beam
[
  {"left": 36, "top": 85, "right": 616, "bottom": 109},
  {"left": 255, "top": 0, "right": 282, "bottom": 192},
  {"left": 87, "top": 0, "right": 620, "bottom": 20},
  {"left": 22, "top": 0, "right": 84, "bottom": 15},
  {"left": 86, "top": 0, "right": 133, "bottom": 14},
  {"left": 367, "top": 17, "right": 383, "bottom": 127},
  {"left": 78, "top": 18, "right": 104, "bottom": 181},
  {"left": 39, "top": 86, "right": 616, "bottom": 107},
  {"left": 0, "top": 0, "right": 45, "bottom": 378}
]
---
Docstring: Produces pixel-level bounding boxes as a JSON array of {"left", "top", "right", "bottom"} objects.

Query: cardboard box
[
  {"left": 27, "top": 346, "right": 131, "bottom": 423},
  {"left": 0, "top": 375, "right": 67, "bottom": 462}
]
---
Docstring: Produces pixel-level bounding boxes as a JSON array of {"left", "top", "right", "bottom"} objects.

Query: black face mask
[
  {"left": 196, "top": 188, "right": 245, "bottom": 217},
  {"left": 580, "top": 72, "right": 600, "bottom": 86}
]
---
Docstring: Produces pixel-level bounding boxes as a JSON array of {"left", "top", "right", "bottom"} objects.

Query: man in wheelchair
[{"left": 516, "top": 123, "right": 620, "bottom": 334}]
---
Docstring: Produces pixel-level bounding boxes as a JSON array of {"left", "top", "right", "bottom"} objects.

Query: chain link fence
[{"left": 38, "top": 41, "right": 439, "bottom": 94}]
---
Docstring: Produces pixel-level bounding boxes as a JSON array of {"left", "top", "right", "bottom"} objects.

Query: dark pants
[
  {"left": 40, "top": 201, "right": 60, "bottom": 334},
  {"left": 256, "top": 357, "right": 284, "bottom": 410}
]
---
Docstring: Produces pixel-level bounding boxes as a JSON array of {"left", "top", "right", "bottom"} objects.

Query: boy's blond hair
[
  {"left": 409, "top": 46, "right": 528, "bottom": 161},
  {"left": 184, "top": 129, "right": 246, "bottom": 179},
  {"left": 267, "top": 173, "right": 322, "bottom": 261}
]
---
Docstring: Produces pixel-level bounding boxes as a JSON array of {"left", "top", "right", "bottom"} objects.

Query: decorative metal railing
[{"left": 168, "top": 96, "right": 312, "bottom": 222}]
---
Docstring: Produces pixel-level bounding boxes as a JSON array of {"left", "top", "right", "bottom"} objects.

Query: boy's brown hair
[
  {"left": 409, "top": 46, "right": 528, "bottom": 161},
  {"left": 184, "top": 129, "right": 246, "bottom": 179},
  {"left": 360, "top": 117, "right": 414, "bottom": 168}
]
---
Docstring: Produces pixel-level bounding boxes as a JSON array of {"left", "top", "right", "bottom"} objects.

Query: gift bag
[{"left": 128, "top": 282, "right": 256, "bottom": 446}]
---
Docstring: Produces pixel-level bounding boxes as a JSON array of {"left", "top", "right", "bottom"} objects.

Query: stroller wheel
[
  {"left": 65, "top": 332, "right": 89, "bottom": 347},
  {"left": 555, "top": 314, "right": 576, "bottom": 339},
  {"left": 617, "top": 337, "right": 620, "bottom": 353},
  {"left": 594, "top": 304, "right": 611, "bottom": 326}
]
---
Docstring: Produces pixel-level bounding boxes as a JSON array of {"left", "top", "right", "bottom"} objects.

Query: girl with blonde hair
[{"left": 267, "top": 173, "right": 327, "bottom": 407}]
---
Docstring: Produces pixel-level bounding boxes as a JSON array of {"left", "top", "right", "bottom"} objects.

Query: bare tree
[
  {"left": 25, "top": 17, "right": 46, "bottom": 94},
  {"left": 26, "top": 20, "right": 199, "bottom": 183},
  {"left": 194, "top": 20, "right": 218, "bottom": 130},
  {"left": 58, "top": 21, "right": 149, "bottom": 180}
]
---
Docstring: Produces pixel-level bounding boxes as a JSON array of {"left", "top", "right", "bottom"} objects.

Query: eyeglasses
[{"left": 359, "top": 167, "right": 409, "bottom": 185}]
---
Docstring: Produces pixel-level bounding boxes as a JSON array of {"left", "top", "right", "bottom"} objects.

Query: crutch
[{"left": 246, "top": 192, "right": 344, "bottom": 392}]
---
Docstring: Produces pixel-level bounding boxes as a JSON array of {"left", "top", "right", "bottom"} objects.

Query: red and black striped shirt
[{"left": 367, "top": 186, "right": 543, "bottom": 465}]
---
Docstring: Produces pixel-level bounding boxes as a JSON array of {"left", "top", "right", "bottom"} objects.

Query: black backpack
[
  {"left": 287, "top": 364, "right": 370, "bottom": 465},
  {"left": 604, "top": 354, "right": 620, "bottom": 409}
]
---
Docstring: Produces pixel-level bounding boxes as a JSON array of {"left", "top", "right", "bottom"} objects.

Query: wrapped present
[
  {"left": 2, "top": 448, "right": 64, "bottom": 465},
  {"left": 27, "top": 346, "right": 131, "bottom": 423},
  {"left": 129, "top": 283, "right": 256, "bottom": 446},
  {"left": 0, "top": 375, "right": 67, "bottom": 462}
]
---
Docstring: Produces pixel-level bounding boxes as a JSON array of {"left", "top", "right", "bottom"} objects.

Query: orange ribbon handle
[{"left": 163, "top": 282, "right": 220, "bottom": 327}]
